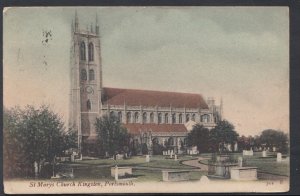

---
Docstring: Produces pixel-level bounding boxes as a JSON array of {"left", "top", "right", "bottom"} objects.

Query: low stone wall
[{"left": 162, "top": 170, "right": 190, "bottom": 182}]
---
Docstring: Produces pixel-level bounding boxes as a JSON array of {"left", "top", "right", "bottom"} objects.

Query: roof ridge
[{"left": 103, "top": 86, "right": 203, "bottom": 96}]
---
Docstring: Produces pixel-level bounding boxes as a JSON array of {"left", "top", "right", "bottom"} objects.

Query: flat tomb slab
[
  {"left": 162, "top": 170, "right": 190, "bottom": 182},
  {"left": 230, "top": 167, "right": 257, "bottom": 181},
  {"left": 111, "top": 167, "right": 132, "bottom": 177}
]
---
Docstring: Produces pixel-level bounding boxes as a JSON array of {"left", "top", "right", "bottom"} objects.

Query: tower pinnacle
[
  {"left": 95, "top": 13, "right": 99, "bottom": 35},
  {"left": 74, "top": 10, "right": 79, "bottom": 32}
]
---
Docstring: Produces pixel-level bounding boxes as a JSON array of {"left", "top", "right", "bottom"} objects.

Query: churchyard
[{"left": 51, "top": 151, "right": 289, "bottom": 182}]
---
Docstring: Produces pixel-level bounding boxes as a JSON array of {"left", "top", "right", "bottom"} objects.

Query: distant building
[{"left": 69, "top": 13, "right": 223, "bottom": 155}]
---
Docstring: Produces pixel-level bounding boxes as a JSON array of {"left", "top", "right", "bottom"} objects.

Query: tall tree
[
  {"left": 260, "top": 129, "right": 288, "bottom": 153},
  {"left": 186, "top": 125, "right": 210, "bottom": 153},
  {"left": 95, "top": 115, "right": 131, "bottom": 156},
  {"left": 3, "top": 105, "right": 69, "bottom": 178},
  {"left": 209, "top": 120, "right": 239, "bottom": 153}
]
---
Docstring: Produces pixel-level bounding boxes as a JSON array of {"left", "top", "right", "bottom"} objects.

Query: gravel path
[{"left": 181, "top": 157, "right": 209, "bottom": 171}]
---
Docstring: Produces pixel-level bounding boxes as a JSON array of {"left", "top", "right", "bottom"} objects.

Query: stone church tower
[{"left": 69, "top": 12, "right": 103, "bottom": 153}]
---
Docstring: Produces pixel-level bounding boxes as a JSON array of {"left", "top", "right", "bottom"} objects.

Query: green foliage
[
  {"left": 260, "top": 129, "right": 289, "bottom": 153},
  {"left": 209, "top": 120, "right": 239, "bottom": 152},
  {"left": 95, "top": 115, "right": 131, "bottom": 156},
  {"left": 3, "top": 105, "right": 72, "bottom": 178},
  {"left": 187, "top": 125, "right": 210, "bottom": 153}
]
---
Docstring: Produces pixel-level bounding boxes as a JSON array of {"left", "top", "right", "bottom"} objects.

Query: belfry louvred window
[
  {"left": 89, "top": 69, "right": 95, "bottom": 80},
  {"left": 88, "top": 43, "right": 94, "bottom": 61},
  {"left": 80, "top": 42, "right": 86, "bottom": 61},
  {"left": 81, "top": 69, "right": 87, "bottom": 81}
]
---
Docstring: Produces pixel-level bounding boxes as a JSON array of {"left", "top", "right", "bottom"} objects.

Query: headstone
[
  {"left": 105, "top": 151, "right": 109, "bottom": 157},
  {"left": 234, "top": 142, "right": 238, "bottom": 152},
  {"left": 277, "top": 153, "right": 282, "bottom": 162},
  {"left": 238, "top": 157, "right": 243, "bottom": 167},
  {"left": 200, "top": 175, "right": 210, "bottom": 183},
  {"left": 262, "top": 150, "right": 267, "bottom": 157},
  {"left": 242, "top": 150, "right": 246, "bottom": 156},
  {"left": 34, "top": 161, "right": 38, "bottom": 177},
  {"left": 114, "top": 166, "right": 118, "bottom": 181},
  {"left": 170, "top": 153, "right": 173, "bottom": 159},
  {"left": 230, "top": 167, "right": 257, "bottom": 180},
  {"left": 168, "top": 150, "right": 171, "bottom": 155},
  {"left": 71, "top": 154, "right": 75, "bottom": 162},
  {"left": 249, "top": 150, "right": 253, "bottom": 156},
  {"left": 146, "top": 155, "right": 150, "bottom": 162},
  {"left": 174, "top": 154, "right": 177, "bottom": 161},
  {"left": 273, "top": 147, "right": 276, "bottom": 152}
]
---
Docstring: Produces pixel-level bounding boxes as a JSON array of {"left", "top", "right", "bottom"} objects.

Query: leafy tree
[
  {"left": 3, "top": 105, "right": 69, "bottom": 178},
  {"left": 260, "top": 129, "right": 289, "bottom": 153},
  {"left": 95, "top": 115, "right": 131, "bottom": 156},
  {"left": 209, "top": 120, "right": 239, "bottom": 153},
  {"left": 186, "top": 125, "right": 210, "bottom": 153}
]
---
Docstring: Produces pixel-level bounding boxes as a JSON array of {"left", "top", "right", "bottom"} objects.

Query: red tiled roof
[
  {"left": 122, "top": 123, "right": 188, "bottom": 135},
  {"left": 102, "top": 87, "right": 208, "bottom": 109}
]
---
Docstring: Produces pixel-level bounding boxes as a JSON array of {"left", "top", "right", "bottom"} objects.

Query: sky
[{"left": 3, "top": 7, "right": 289, "bottom": 136}]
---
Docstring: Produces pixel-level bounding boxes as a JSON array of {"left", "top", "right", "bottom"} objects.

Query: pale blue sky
[{"left": 3, "top": 7, "right": 289, "bottom": 136}]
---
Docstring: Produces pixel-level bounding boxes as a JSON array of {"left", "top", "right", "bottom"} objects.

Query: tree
[
  {"left": 95, "top": 115, "right": 131, "bottom": 156},
  {"left": 186, "top": 125, "right": 210, "bottom": 153},
  {"left": 209, "top": 120, "right": 239, "bottom": 153},
  {"left": 3, "top": 105, "right": 69, "bottom": 178},
  {"left": 260, "top": 129, "right": 289, "bottom": 153}
]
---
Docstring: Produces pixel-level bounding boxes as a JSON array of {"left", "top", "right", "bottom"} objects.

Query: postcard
[{"left": 3, "top": 6, "right": 289, "bottom": 194}]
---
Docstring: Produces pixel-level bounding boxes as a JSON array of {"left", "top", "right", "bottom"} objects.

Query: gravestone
[
  {"left": 238, "top": 157, "right": 243, "bottom": 167},
  {"left": 234, "top": 142, "right": 238, "bottom": 152},
  {"left": 230, "top": 167, "right": 257, "bottom": 181},
  {"left": 262, "top": 150, "right": 267, "bottom": 157},
  {"left": 273, "top": 147, "right": 276, "bottom": 152},
  {"left": 174, "top": 154, "right": 177, "bottom": 161},
  {"left": 146, "top": 155, "right": 150, "bottom": 162},
  {"left": 34, "top": 161, "right": 38, "bottom": 178},
  {"left": 71, "top": 154, "right": 75, "bottom": 162},
  {"left": 200, "top": 175, "right": 210, "bottom": 183},
  {"left": 114, "top": 166, "right": 118, "bottom": 181},
  {"left": 277, "top": 153, "right": 282, "bottom": 162},
  {"left": 168, "top": 150, "right": 171, "bottom": 155}
]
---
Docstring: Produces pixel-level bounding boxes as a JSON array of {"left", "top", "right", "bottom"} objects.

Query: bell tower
[{"left": 69, "top": 11, "right": 103, "bottom": 154}]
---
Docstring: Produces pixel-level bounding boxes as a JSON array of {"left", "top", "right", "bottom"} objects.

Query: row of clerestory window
[
  {"left": 81, "top": 69, "right": 95, "bottom": 81},
  {"left": 109, "top": 111, "right": 212, "bottom": 124},
  {"left": 80, "top": 42, "right": 94, "bottom": 61}
]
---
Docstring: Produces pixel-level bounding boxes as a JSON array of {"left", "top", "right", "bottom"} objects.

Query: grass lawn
[
  {"left": 71, "top": 155, "right": 197, "bottom": 169},
  {"left": 199, "top": 152, "right": 289, "bottom": 176},
  {"left": 59, "top": 155, "right": 201, "bottom": 182}
]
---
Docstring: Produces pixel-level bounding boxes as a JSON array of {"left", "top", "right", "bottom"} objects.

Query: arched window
[
  {"left": 158, "top": 113, "right": 162, "bottom": 124},
  {"left": 192, "top": 114, "right": 196, "bottom": 121},
  {"left": 88, "top": 43, "right": 94, "bottom": 61},
  {"left": 142, "top": 112, "right": 147, "bottom": 124},
  {"left": 134, "top": 112, "right": 139, "bottom": 123},
  {"left": 172, "top": 113, "right": 176, "bottom": 124},
  {"left": 127, "top": 112, "right": 131, "bottom": 123},
  {"left": 179, "top": 114, "right": 183, "bottom": 123},
  {"left": 150, "top": 113, "right": 154, "bottom": 123},
  {"left": 80, "top": 42, "right": 86, "bottom": 61},
  {"left": 186, "top": 114, "right": 190, "bottom": 122},
  {"left": 168, "top": 137, "right": 174, "bottom": 146},
  {"left": 165, "top": 113, "right": 169, "bottom": 124},
  {"left": 81, "top": 69, "right": 87, "bottom": 81},
  {"left": 87, "top": 100, "right": 91, "bottom": 110},
  {"left": 201, "top": 114, "right": 210, "bottom": 123},
  {"left": 118, "top": 112, "right": 122, "bottom": 122},
  {"left": 89, "top": 69, "right": 95, "bottom": 80}
]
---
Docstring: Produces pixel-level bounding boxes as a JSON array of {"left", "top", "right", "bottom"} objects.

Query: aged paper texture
[{"left": 3, "top": 7, "right": 289, "bottom": 194}]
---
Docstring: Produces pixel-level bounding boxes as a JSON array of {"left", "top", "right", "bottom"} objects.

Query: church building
[{"left": 69, "top": 13, "right": 223, "bottom": 156}]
